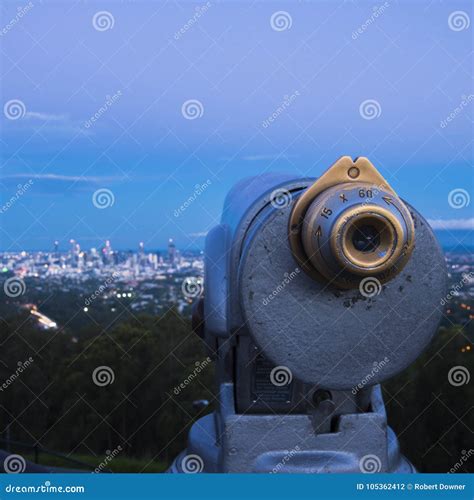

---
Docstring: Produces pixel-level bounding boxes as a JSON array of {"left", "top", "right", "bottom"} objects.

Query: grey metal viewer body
[{"left": 169, "top": 157, "right": 447, "bottom": 473}]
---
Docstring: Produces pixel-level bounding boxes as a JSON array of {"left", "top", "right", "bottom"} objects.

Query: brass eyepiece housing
[{"left": 289, "top": 157, "right": 415, "bottom": 289}]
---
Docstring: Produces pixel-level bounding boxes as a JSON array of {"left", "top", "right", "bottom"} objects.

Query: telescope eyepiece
[{"left": 290, "top": 158, "right": 415, "bottom": 288}]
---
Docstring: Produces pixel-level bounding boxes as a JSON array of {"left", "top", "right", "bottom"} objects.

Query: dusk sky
[{"left": 1, "top": 0, "right": 472, "bottom": 251}]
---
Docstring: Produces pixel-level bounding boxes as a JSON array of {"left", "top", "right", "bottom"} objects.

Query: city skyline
[
  {"left": 0, "top": 226, "right": 472, "bottom": 253},
  {"left": 0, "top": 236, "right": 202, "bottom": 253}
]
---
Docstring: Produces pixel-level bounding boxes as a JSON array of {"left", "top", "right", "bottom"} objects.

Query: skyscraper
[
  {"left": 102, "top": 240, "right": 113, "bottom": 265},
  {"left": 168, "top": 238, "right": 176, "bottom": 265},
  {"left": 138, "top": 241, "right": 146, "bottom": 269}
]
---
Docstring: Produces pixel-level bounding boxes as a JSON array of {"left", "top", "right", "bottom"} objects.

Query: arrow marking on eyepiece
[
  {"left": 313, "top": 225, "right": 334, "bottom": 272},
  {"left": 382, "top": 196, "right": 393, "bottom": 205}
]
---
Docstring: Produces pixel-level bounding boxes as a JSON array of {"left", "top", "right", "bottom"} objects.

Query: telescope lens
[
  {"left": 340, "top": 214, "right": 396, "bottom": 273},
  {"left": 351, "top": 224, "right": 380, "bottom": 253}
]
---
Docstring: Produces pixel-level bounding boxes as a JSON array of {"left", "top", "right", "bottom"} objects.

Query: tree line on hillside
[
  {"left": 0, "top": 310, "right": 214, "bottom": 468},
  {"left": 0, "top": 310, "right": 471, "bottom": 472}
]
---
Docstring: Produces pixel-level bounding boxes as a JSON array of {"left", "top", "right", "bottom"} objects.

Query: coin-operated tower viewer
[{"left": 170, "top": 156, "right": 446, "bottom": 473}]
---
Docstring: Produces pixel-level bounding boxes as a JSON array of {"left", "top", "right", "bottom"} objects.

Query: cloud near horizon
[
  {"left": 1, "top": 173, "right": 126, "bottom": 184},
  {"left": 25, "top": 111, "right": 67, "bottom": 121},
  {"left": 428, "top": 218, "right": 474, "bottom": 230}
]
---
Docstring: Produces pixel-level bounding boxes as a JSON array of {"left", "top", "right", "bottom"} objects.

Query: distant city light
[
  {"left": 30, "top": 309, "right": 58, "bottom": 330},
  {"left": 3, "top": 240, "right": 469, "bottom": 325}
]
